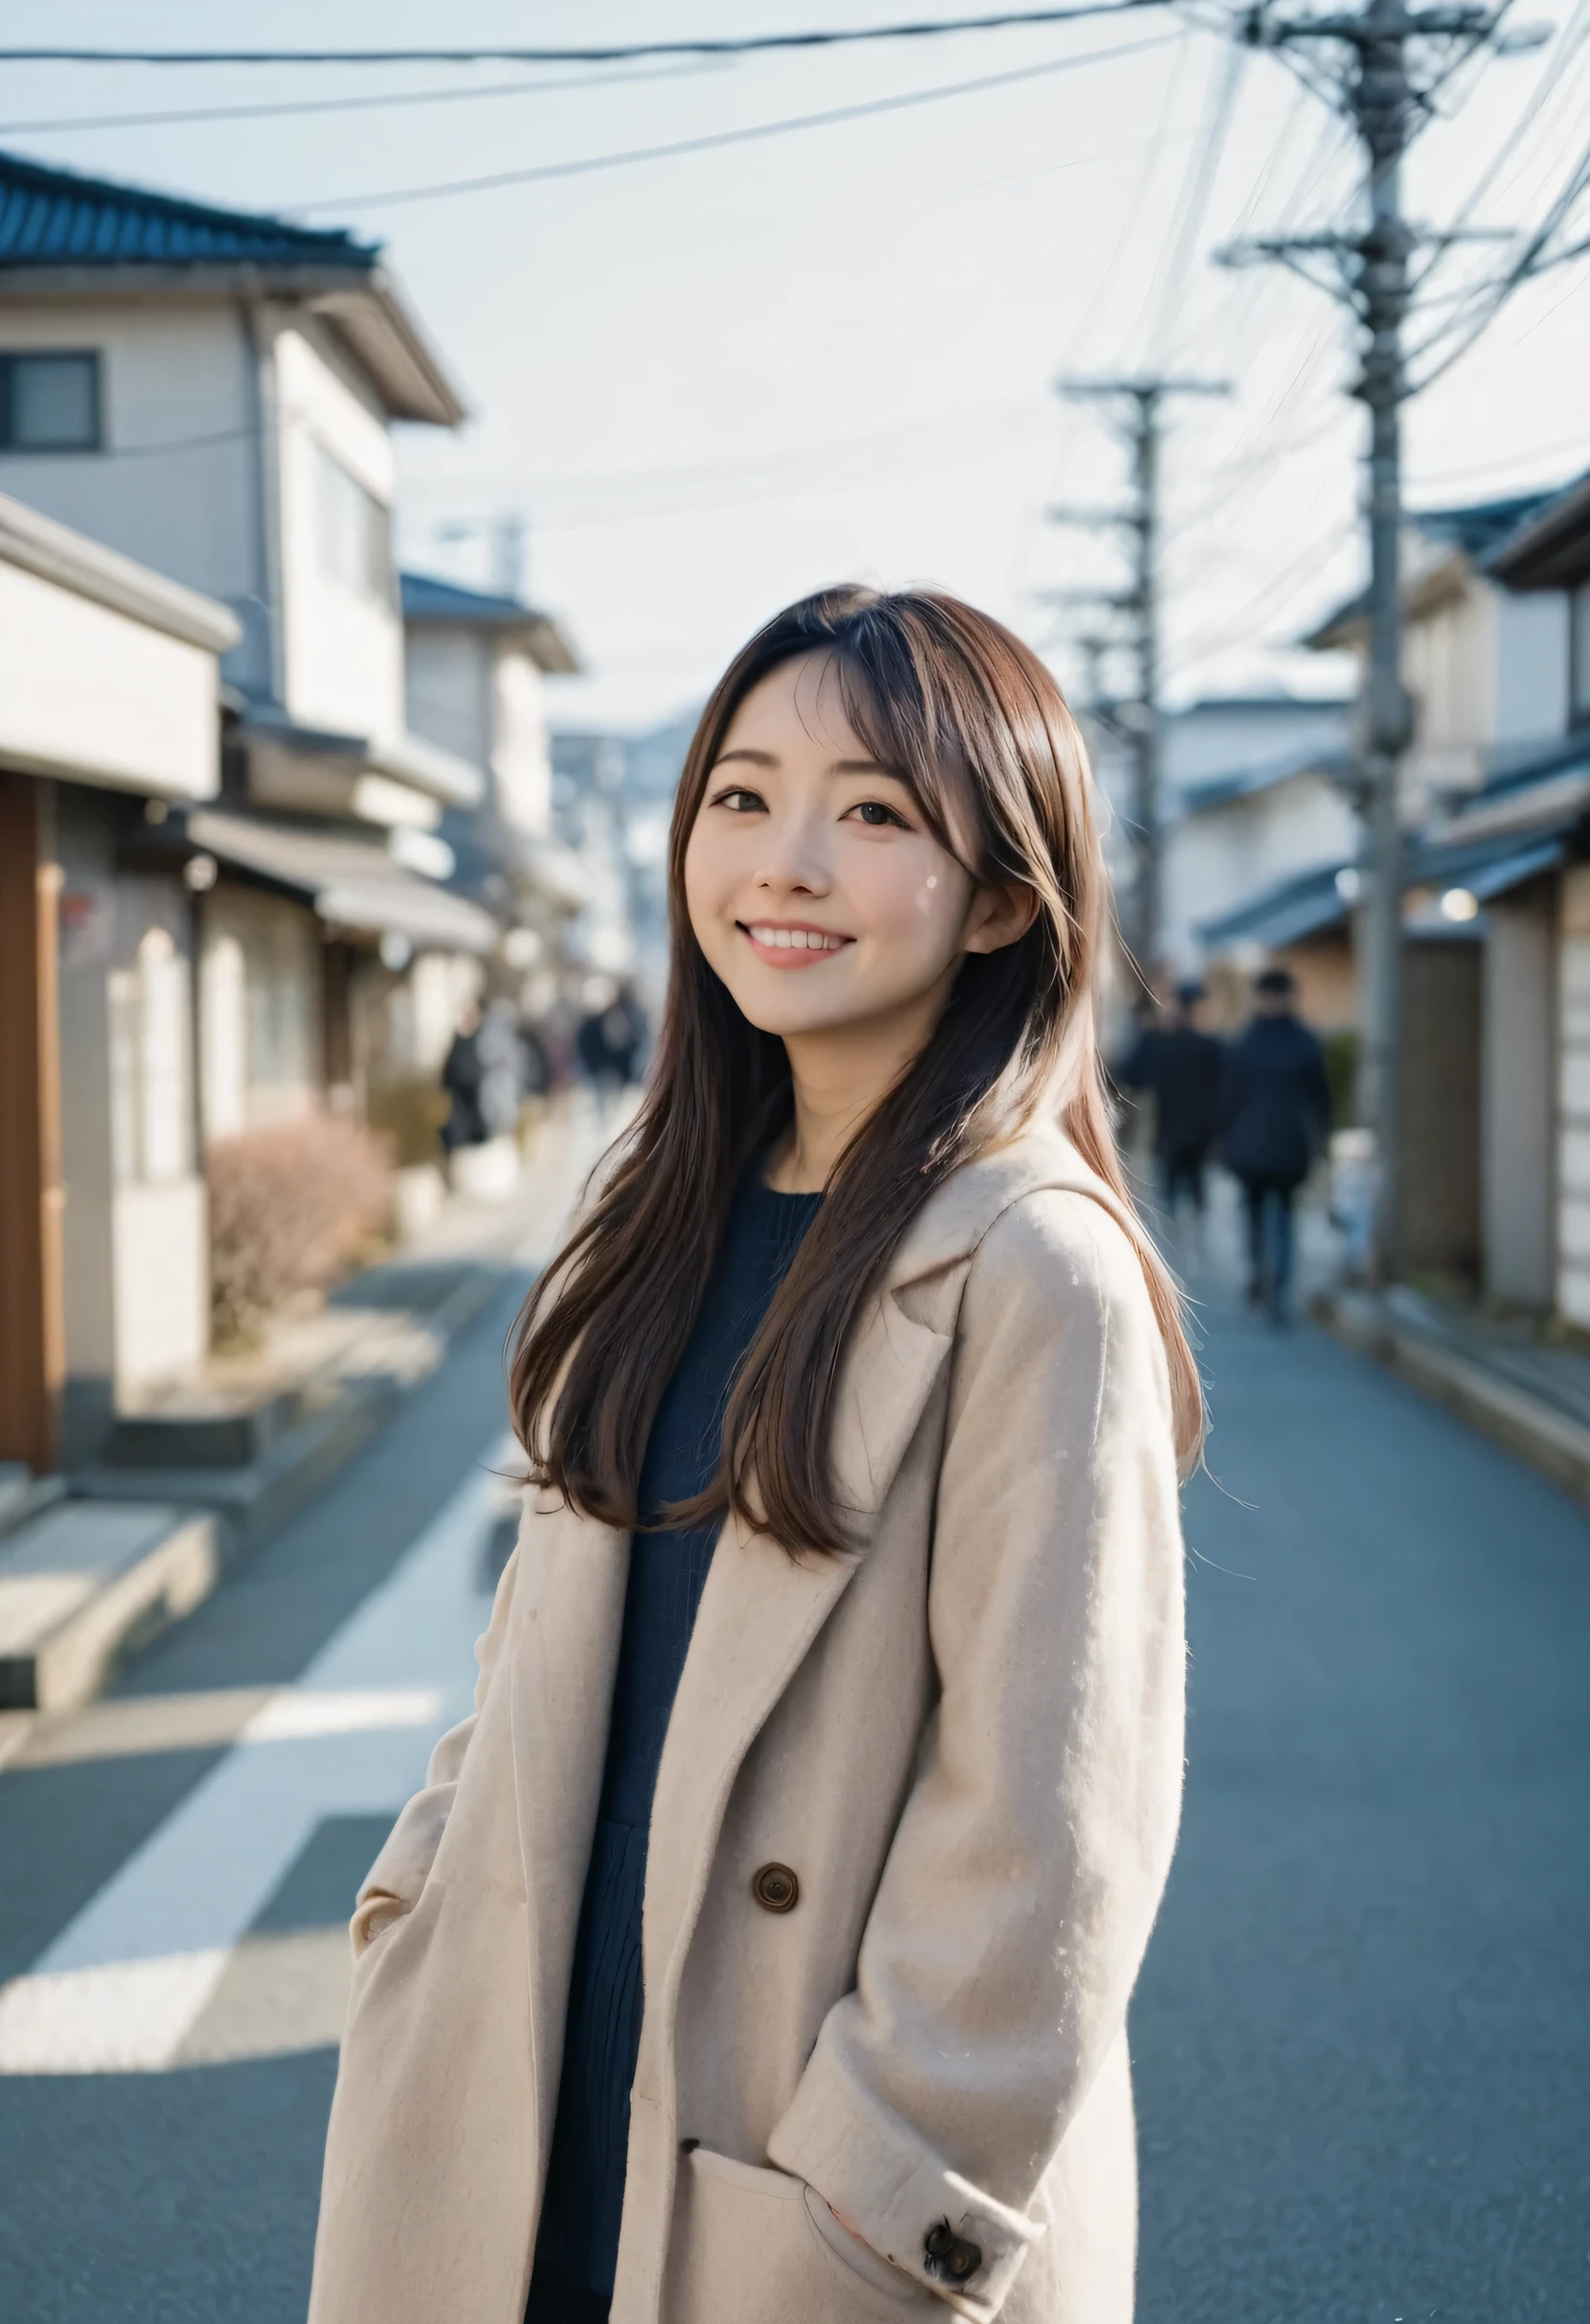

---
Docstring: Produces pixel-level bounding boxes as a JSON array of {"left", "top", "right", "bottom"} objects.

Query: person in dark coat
[
  {"left": 1116, "top": 980, "right": 1226, "bottom": 1222},
  {"left": 1221, "top": 965, "right": 1332, "bottom": 1323},
  {"left": 440, "top": 1005, "right": 487, "bottom": 1155}
]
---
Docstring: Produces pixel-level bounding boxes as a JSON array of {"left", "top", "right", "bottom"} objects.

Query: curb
[{"left": 1316, "top": 1291, "right": 1590, "bottom": 1507}]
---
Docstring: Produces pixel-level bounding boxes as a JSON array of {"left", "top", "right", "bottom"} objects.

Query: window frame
[
  {"left": 0, "top": 348, "right": 104, "bottom": 454},
  {"left": 1570, "top": 581, "right": 1590, "bottom": 732},
  {"left": 312, "top": 437, "right": 395, "bottom": 608}
]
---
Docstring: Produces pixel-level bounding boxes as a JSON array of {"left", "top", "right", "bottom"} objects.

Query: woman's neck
[{"left": 765, "top": 987, "right": 949, "bottom": 1193}]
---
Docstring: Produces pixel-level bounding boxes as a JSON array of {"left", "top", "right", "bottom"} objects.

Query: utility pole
[
  {"left": 1221, "top": 0, "right": 1519, "bottom": 1280},
  {"left": 1044, "top": 377, "right": 1228, "bottom": 979}
]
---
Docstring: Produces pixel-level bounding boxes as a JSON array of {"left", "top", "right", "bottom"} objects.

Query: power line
[
  {"left": 0, "top": 7, "right": 1175, "bottom": 71},
  {"left": 1407, "top": 119, "right": 1590, "bottom": 389},
  {"left": 292, "top": 33, "right": 1176, "bottom": 211},
  {"left": 1147, "top": 34, "right": 1249, "bottom": 358},
  {"left": 0, "top": 61, "right": 720, "bottom": 138}
]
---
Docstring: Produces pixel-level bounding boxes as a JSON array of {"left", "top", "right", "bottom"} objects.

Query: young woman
[{"left": 310, "top": 587, "right": 1198, "bottom": 2324}]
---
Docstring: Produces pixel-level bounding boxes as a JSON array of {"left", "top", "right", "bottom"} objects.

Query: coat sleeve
[
  {"left": 349, "top": 1530, "right": 523, "bottom": 1955},
  {"left": 766, "top": 1189, "right": 1187, "bottom": 2317}
]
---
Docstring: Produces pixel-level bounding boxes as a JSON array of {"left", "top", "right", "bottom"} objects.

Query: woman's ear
[{"left": 961, "top": 881, "right": 1040, "bottom": 957}]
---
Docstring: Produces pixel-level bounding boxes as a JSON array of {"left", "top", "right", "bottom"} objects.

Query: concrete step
[
  {"left": 0, "top": 1501, "right": 220, "bottom": 1713},
  {"left": 103, "top": 1387, "right": 306, "bottom": 1471},
  {"left": 72, "top": 1377, "right": 398, "bottom": 1558}
]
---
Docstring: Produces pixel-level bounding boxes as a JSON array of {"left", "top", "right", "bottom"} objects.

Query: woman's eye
[
  {"left": 713, "top": 786, "right": 765, "bottom": 813},
  {"left": 847, "top": 799, "right": 908, "bottom": 828}
]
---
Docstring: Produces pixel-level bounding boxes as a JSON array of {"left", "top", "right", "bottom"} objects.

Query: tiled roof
[
  {"left": 400, "top": 571, "right": 539, "bottom": 628},
  {"left": 1414, "top": 487, "right": 1561, "bottom": 560},
  {"left": 399, "top": 570, "right": 582, "bottom": 673},
  {"left": 0, "top": 147, "right": 375, "bottom": 271}
]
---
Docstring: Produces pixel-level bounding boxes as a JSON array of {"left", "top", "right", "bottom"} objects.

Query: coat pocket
[{"left": 667, "top": 2147, "right": 936, "bottom": 2323}]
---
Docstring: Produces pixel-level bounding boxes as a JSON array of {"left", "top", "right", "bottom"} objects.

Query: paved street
[
  {"left": 2, "top": 1271, "right": 1587, "bottom": 2319},
  {"left": 1135, "top": 1297, "right": 1590, "bottom": 2323}
]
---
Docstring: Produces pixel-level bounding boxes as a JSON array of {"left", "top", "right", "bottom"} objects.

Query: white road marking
[{"left": 0, "top": 1436, "right": 510, "bottom": 2075}]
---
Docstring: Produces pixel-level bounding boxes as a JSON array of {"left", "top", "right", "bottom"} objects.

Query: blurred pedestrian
[
  {"left": 439, "top": 1003, "right": 485, "bottom": 1155},
  {"left": 1116, "top": 979, "right": 1225, "bottom": 1227},
  {"left": 311, "top": 585, "right": 1192, "bottom": 2324},
  {"left": 577, "top": 978, "right": 649, "bottom": 1115},
  {"left": 1222, "top": 964, "right": 1331, "bottom": 1323}
]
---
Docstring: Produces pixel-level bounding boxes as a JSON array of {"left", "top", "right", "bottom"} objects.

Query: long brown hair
[{"left": 510, "top": 586, "right": 1200, "bottom": 1551}]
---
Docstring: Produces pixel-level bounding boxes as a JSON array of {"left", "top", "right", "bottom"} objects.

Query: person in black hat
[
  {"left": 1220, "top": 964, "right": 1331, "bottom": 1323},
  {"left": 1116, "top": 979, "right": 1226, "bottom": 1228}
]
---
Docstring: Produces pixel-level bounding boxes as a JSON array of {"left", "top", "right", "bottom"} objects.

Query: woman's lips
[{"left": 738, "top": 921, "right": 853, "bottom": 969}]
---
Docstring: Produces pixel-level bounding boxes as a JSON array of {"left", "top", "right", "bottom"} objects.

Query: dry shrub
[
  {"left": 208, "top": 1114, "right": 394, "bottom": 1345},
  {"left": 364, "top": 1071, "right": 450, "bottom": 1170}
]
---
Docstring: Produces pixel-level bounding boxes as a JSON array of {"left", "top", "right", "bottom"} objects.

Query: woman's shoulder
[{"left": 967, "top": 1178, "right": 1151, "bottom": 1331}]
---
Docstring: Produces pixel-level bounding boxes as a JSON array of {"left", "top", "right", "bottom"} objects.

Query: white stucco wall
[
  {"left": 0, "top": 556, "right": 223, "bottom": 799},
  {"left": 273, "top": 323, "right": 404, "bottom": 742},
  {"left": 494, "top": 649, "right": 552, "bottom": 839},
  {"left": 0, "top": 298, "right": 267, "bottom": 693},
  {"left": 404, "top": 625, "right": 493, "bottom": 776},
  {"left": 1164, "top": 769, "right": 1358, "bottom": 972},
  {"left": 1493, "top": 590, "right": 1570, "bottom": 747}
]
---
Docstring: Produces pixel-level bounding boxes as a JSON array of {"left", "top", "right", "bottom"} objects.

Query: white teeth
[{"left": 747, "top": 924, "right": 843, "bottom": 952}]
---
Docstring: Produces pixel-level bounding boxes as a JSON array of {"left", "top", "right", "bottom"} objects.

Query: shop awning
[{"left": 186, "top": 809, "right": 499, "bottom": 954}]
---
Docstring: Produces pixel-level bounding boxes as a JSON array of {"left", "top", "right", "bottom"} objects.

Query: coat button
[
  {"left": 750, "top": 1861, "right": 799, "bottom": 1913},
  {"left": 924, "top": 2222, "right": 982, "bottom": 2282}
]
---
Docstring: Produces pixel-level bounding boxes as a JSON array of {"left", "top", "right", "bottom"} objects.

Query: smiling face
[{"left": 684, "top": 651, "right": 1021, "bottom": 1052}]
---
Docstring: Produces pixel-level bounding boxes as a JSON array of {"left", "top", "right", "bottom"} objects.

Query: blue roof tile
[{"left": 0, "top": 147, "right": 376, "bottom": 272}]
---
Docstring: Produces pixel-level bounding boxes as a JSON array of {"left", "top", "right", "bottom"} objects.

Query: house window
[
  {"left": 108, "top": 927, "right": 195, "bottom": 1186},
  {"left": 314, "top": 441, "right": 393, "bottom": 604},
  {"left": 0, "top": 351, "right": 101, "bottom": 451},
  {"left": 1571, "top": 583, "right": 1590, "bottom": 728}
]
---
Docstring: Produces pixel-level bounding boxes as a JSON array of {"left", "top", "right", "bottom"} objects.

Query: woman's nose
[{"left": 756, "top": 815, "right": 830, "bottom": 894}]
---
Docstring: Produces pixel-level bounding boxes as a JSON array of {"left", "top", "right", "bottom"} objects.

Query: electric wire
[
  {"left": 1407, "top": 118, "right": 1590, "bottom": 391},
  {"left": 0, "top": 8, "right": 1176, "bottom": 71},
  {"left": 292, "top": 33, "right": 1177, "bottom": 212},
  {"left": 0, "top": 61, "right": 721, "bottom": 139}
]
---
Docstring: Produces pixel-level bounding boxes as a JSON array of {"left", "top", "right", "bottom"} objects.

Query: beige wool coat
[{"left": 309, "top": 1119, "right": 1187, "bottom": 2324}]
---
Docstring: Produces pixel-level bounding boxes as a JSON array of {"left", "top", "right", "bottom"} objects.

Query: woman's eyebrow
[
  {"left": 830, "top": 756, "right": 900, "bottom": 777},
  {"left": 711, "top": 746, "right": 777, "bottom": 769}
]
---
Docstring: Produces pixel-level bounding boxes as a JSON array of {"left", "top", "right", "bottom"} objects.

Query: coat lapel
[{"left": 639, "top": 1115, "right": 1126, "bottom": 2024}]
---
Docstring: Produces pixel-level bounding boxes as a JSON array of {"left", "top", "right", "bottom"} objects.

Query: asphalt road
[
  {"left": 1134, "top": 1303, "right": 1590, "bottom": 2323},
  {"left": 1, "top": 1289, "right": 1586, "bottom": 2320}
]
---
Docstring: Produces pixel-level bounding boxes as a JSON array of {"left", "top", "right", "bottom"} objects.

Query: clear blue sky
[{"left": 4, "top": 1, "right": 1587, "bottom": 725}]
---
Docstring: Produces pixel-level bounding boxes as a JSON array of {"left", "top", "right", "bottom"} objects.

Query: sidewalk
[
  {"left": 0, "top": 1095, "right": 615, "bottom": 1745},
  {"left": 1317, "top": 1281, "right": 1590, "bottom": 1512},
  {"left": 1133, "top": 1154, "right": 1590, "bottom": 1514}
]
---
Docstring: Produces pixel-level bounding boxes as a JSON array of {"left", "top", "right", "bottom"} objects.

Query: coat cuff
[{"left": 766, "top": 2049, "right": 1043, "bottom": 2318}]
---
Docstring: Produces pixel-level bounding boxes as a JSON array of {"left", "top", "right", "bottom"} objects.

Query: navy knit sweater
[{"left": 526, "top": 1172, "right": 823, "bottom": 2315}]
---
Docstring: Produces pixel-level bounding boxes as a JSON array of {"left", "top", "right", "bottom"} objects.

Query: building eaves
[
  {"left": 237, "top": 702, "right": 483, "bottom": 810},
  {"left": 0, "top": 487, "right": 240, "bottom": 654},
  {"left": 1484, "top": 469, "right": 1590, "bottom": 592},
  {"left": 399, "top": 570, "right": 580, "bottom": 672},
  {"left": 1197, "top": 861, "right": 1354, "bottom": 953},
  {"left": 0, "top": 148, "right": 465, "bottom": 427},
  {"left": 1179, "top": 744, "right": 1352, "bottom": 816},
  {"left": 1301, "top": 482, "right": 1575, "bottom": 648},
  {"left": 181, "top": 807, "right": 500, "bottom": 955}
]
